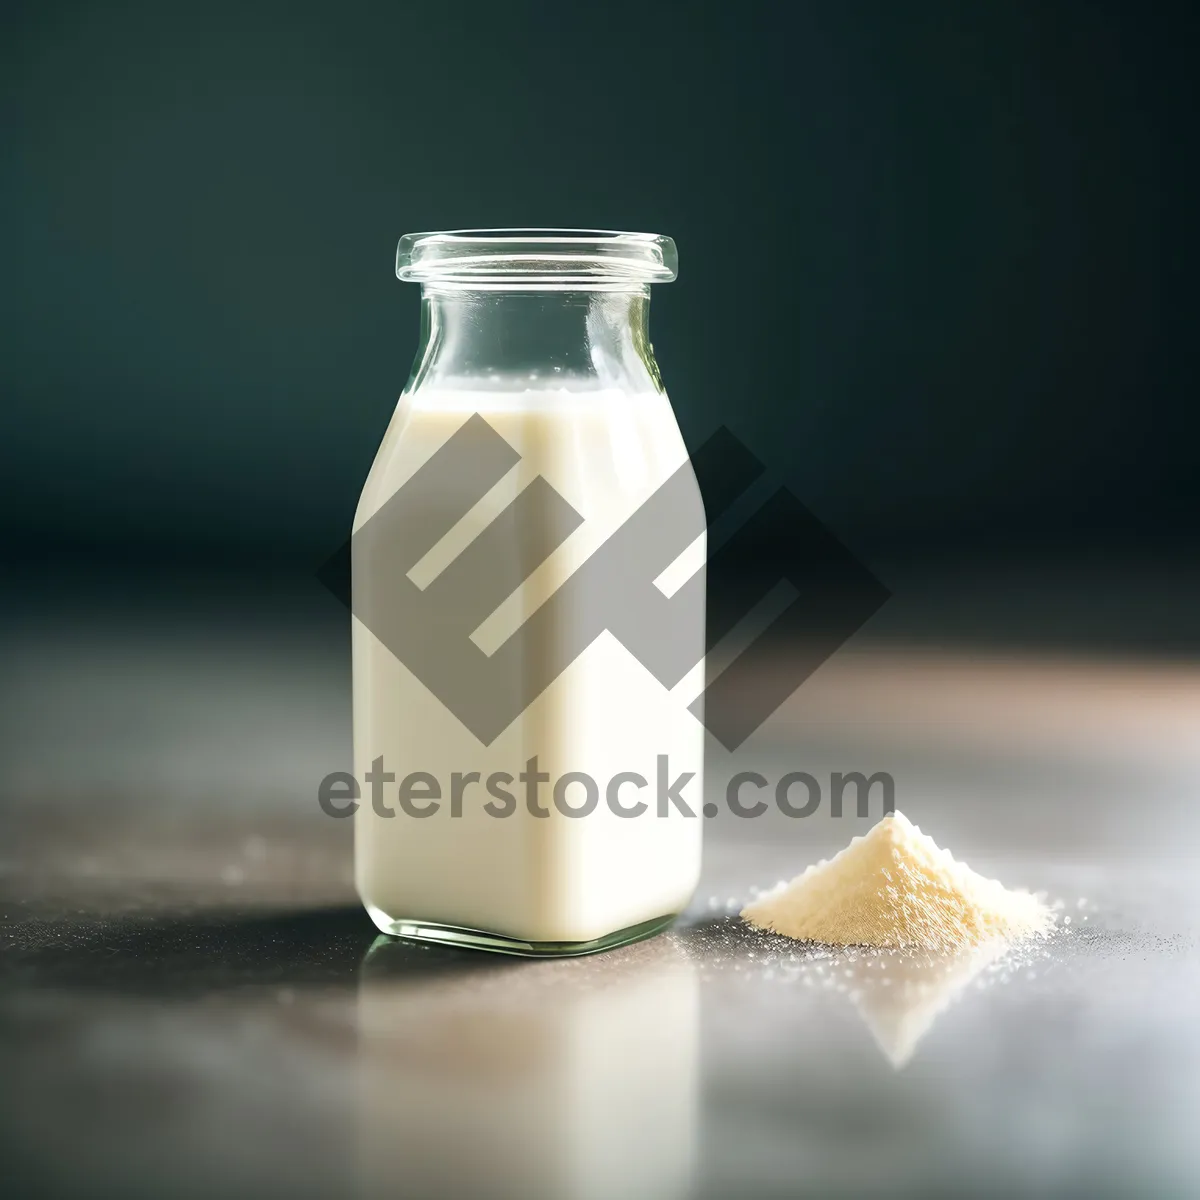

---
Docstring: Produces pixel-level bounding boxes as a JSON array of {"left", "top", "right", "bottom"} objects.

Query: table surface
[{"left": 2, "top": 567, "right": 1198, "bottom": 1199}]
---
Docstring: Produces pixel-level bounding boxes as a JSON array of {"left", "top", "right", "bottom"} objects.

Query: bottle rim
[{"left": 396, "top": 229, "right": 677, "bottom": 284}]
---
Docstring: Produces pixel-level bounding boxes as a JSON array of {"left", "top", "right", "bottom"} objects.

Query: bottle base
[{"left": 364, "top": 904, "right": 679, "bottom": 958}]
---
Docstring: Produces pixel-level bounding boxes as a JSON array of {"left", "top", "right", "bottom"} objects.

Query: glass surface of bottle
[{"left": 353, "top": 230, "right": 705, "bottom": 955}]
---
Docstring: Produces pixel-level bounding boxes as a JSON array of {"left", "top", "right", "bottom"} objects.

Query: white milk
[{"left": 353, "top": 384, "right": 705, "bottom": 948}]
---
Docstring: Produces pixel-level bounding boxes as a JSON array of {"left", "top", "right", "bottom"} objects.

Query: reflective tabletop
[{"left": 2, "top": 568, "right": 1198, "bottom": 1198}]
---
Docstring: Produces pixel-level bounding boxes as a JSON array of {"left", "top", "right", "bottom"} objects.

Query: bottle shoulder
[{"left": 356, "top": 386, "right": 696, "bottom": 527}]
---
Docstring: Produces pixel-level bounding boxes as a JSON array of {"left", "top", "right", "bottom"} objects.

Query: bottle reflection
[{"left": 357, "top": 936, "right": 699, "bottom": 1200}]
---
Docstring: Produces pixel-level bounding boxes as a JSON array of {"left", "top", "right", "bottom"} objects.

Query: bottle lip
[{"left": 396, "top": 228, "right": 677, "bottom": 284}]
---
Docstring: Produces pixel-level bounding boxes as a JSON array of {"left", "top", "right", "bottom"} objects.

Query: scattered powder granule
[{"left": 741, "top": 810, "right": 1054, "bottom": 951}]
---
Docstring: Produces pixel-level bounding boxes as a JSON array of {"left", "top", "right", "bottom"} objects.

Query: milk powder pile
[{"left": 741, "top": 811, "right": 1053, "bottom": 951}]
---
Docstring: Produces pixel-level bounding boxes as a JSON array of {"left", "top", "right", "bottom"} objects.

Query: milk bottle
[{"left": 353, "top": 231, "right": 705, "bottom": 954}]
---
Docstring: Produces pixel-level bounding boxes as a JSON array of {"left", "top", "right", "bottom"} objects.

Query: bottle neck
[{"left": 405, "top": 285, "right": 663, "bottom": 395}]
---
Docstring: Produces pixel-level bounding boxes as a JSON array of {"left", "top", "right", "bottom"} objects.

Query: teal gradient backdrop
[{"left": 3, "top": 0, "right": 1197, "bottom": 560}]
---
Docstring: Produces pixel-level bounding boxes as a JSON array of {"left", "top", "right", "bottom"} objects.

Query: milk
[{"left": 353, "top": 383, "right": 705, "bottom": 948}]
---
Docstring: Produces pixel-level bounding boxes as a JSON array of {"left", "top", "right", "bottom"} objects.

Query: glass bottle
[{"left": 353, "top": 230, "right": 705, "bottom": 955}]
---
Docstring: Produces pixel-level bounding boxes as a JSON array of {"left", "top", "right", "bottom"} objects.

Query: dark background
[{"left": 5, "top": 0, "right": 1197, "bottom": 568}]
